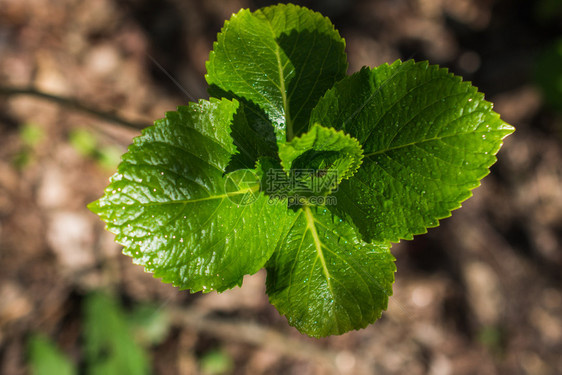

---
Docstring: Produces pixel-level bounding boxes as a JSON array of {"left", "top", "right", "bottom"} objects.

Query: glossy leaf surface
[
  {"left": 311, "top": 61, "right": 514, "bottom": 242},
  {"left": 206, "top": 3, "right": 347, "bottom": 142},
  {"left": 90, "top": 5, "right": 513, "bottom": 338},
  {"left": 89, "top": 99, "right": 286, "bottom": 293},
  {"left": 266, "top": 206, "right": 395, "bottom": 337}
]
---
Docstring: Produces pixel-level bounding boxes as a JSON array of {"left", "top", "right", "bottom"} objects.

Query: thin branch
[
  {"left": 0, "top": 86, "right": 150, "bottom": 130},
  {"left": 167, "top": 306, "right": 343, "bottom": 373}
]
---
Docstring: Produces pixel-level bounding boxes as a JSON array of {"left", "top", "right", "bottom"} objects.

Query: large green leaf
[
  {"left": 266, "top": 206, "right": 395, "bottom": 337},
  {"left": 205, "top": 3, "right": 347, "bottom": 143},
  {"left": 88, "top": 98, "right": 286, "bottom": 293},
  {"left": 311, "top": 60, "right": 515, "bottom": 242}
]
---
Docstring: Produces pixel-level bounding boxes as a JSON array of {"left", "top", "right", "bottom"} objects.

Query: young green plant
[{"left": 89, "top": 4, "right": 514, "bottom": 337}]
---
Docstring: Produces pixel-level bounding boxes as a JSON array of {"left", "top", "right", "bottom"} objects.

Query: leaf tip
[{"left": 86, "top": 199, "right": 101, "bottom": 214}]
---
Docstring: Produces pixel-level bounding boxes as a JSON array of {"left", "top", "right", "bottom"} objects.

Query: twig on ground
[
  {"left": 167, "top": 306, "right": 347, "bottom": 374},
  {"left": 0, "top": 86, "right": 149, "bottom": 130}
]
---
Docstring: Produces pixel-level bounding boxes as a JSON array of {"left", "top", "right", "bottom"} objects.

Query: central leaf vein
[
  {"left": 265, "top": 22, "right": 292, "bottom": 140},
  {"left": 364, "top": 129, "right": 504, "bottom": 158},
  {"left": 119, "top": 185, "right": 259, "bottom": 207},
  {"left": 303, "top": 206, "right": 333, "bottom": 295}
]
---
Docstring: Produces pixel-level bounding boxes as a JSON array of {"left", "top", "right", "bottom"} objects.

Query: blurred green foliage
[
  {"left": 68, "top": 128, "right": 121, "bottom": 171},
  {"left": 13, "top": 123, "right": 45, "bottom": 169},
  {"left": 27, "top": 293, "right": 171, "bottom": 375},
  {"left": 27, "top": 334, "right": 75, "bottom": 375},
  {"left": 478, "top": 325, "right": 506, "bottom": 358},
  {"left": 69, "top": 128, "right": 98, "bottom": 157},
  {"left": 535, "top": 38, "right": 562, "bottom": 111},
  {"left": 127, "top": 304, "right": 170, "bottom": 347},
  {"left": 535, "top": 0, "right": 562, "bottom": 24},
  {"left": 20, "top": 122, "right": 45, "bottom": 147},
  {"left": 200, "top": 349, "right": 234, "bottom": 375},
  {"left": 83, "top": 293, "right": 151, "bottom": 375}
]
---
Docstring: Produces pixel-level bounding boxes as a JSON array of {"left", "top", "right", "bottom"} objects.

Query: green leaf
[
  {"left": 278, "top": 124, "right": 363, "bottom": 196},
  {"left": 311, "top": 60, "right": 514, "bottom": 242},
  {"left": 28, "top": 334, "right": 76, "bottom": 375},
  {"left": 266, "top": 206, "right": 395, "bottom": 337},
  {"left": 206, "top": 3, "right": 347, "bottom": 143},
  {"left": 83, "top": 293, "right": 150, "bottom": 375},
  {"left": 88, "top": 98, "right": 286, "bottom": 293}
]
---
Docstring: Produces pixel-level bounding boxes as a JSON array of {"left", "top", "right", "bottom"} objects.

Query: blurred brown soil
[{"left": 1, "top": 0, "right": 561, "bottom": 374}]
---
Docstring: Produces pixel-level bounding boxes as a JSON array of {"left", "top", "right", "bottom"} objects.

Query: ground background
[{"left": 1, "top": 0, "right": 562, "bottom": 374}]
